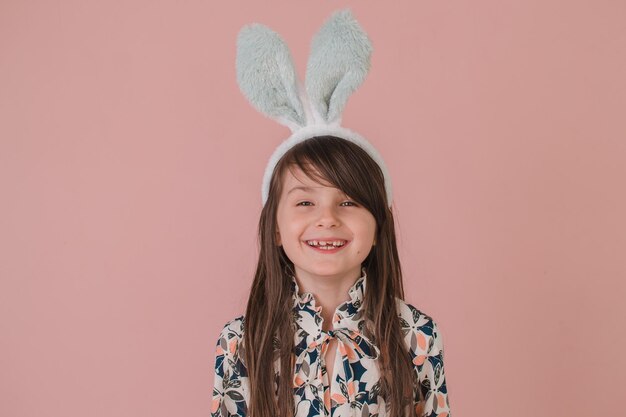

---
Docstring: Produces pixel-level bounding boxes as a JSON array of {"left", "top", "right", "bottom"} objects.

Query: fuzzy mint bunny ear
[
  {"left": 237, "top": 10, "right": 393, "bottom": 208},
  {"left": 305, "top": 9, "right": 373, "bottom": 126},
  {"left": 236, "top": 23, "right": 306, "bottom": 132}
]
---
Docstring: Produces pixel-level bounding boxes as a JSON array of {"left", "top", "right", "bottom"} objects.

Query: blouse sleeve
[
  {"left": 415, "top": 319, "right": 451, "bottom": 417},
  {"left": 211, "top": 318, "right": 247, "bottom": 417}
]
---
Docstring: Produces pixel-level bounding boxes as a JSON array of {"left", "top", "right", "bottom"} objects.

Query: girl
[{"left": 211, "top": 9, "right": 451, "bottom": 417}]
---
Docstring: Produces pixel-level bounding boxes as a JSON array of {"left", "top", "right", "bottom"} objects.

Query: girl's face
[{"left": 275, "top": 164, "right": 377, "bottom": 283}]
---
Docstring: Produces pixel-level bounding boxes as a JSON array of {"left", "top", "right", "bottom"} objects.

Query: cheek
[
  {"left": 353, "top": 219, "right": 377, "bottom": 249},
  {"left": 278, "top": 215, "right": 305, "bottom": 239},
  {"left": 357, "top": 214, "right": 377, "bottom": 237}
]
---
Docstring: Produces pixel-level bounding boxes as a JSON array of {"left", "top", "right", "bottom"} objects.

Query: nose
[{"left": 316, "top": 204, "right": 341, "bottom": 228}]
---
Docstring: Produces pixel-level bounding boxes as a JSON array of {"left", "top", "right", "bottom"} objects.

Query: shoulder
[
  {"left": 214, "top": 315, "right": 245, "bottom": 356},
  {"left": 395, "top": 297, "right": 437, "bottom": 329},
  {"left": 220, "top": 315, "right": 245, "bottom": 335},
  {"left": 394, "top": 298, "right": 442, "bottom": 355}
]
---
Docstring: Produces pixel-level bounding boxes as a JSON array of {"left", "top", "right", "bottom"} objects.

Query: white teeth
[{"left": 306, "top": 240, "right": 346, "bottom": 248}]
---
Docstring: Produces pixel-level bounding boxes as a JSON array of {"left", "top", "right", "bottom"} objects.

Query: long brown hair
[{"left": 243, "top": 136, "right": 424, "bottom": 417}]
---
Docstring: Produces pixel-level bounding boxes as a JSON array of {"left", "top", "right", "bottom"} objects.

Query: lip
[
  {"left": 304, "top": 237, "right": 348, "bottom": 242},
  {"left": 304, "top": 239, "right": 350, "bottom": 254}
]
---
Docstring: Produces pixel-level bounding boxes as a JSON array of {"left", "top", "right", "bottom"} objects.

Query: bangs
[{"left": 272, "top": 136, "right": 385, "bottom": 211}]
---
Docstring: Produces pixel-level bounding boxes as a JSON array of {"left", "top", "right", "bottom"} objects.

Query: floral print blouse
[{"left": 211, "top": 267, "right": 451, "bottom": 417}]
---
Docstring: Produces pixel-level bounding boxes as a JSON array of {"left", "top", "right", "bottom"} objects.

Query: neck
[{"left": 293, "top": 266, "right": 363, "bottom": 331}]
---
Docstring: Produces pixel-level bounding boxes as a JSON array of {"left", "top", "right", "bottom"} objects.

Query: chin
[{"left": 303, "top": 266, "right": 355, "bottom": 277}]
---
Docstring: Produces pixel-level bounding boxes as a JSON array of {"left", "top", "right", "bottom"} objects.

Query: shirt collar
[{"left": 290, "top": 266, "right": 367, "bottom": 319}]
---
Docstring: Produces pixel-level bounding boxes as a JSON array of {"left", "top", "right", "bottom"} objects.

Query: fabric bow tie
[{"left": 293, "top": 326, "right": 380, "bottom": 404}]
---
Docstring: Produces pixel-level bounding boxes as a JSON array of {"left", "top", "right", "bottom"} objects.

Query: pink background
[{"left": 1, "top": 1, "right": 625, "bottom": 416}]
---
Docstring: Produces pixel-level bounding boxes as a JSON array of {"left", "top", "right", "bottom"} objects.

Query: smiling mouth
[
  {"left": 304, "top": 240, "right": 349, "bottom": 252},
  {"left": 305, "top": 240, "right": 347, "bottom": 249}
]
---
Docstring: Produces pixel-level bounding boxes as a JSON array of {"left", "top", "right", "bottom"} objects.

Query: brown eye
[
  {"left": 296, "top": 201, "right": 312, "bottom": 206},
  {"left": 341, "top": 201, "right": 357, "bottom": 207}
]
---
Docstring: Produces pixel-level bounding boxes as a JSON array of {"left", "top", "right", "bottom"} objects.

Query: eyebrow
[
  {"left": 287, "top": 186, "right": 316, "bottom": 195},
  {"left": 287, "top": 185, "right": 348, "bottom": 198}
]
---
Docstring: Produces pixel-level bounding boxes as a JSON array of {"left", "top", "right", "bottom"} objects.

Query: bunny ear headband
[{"left": 236, "top": 9, "right": 393, "bottom": 207}]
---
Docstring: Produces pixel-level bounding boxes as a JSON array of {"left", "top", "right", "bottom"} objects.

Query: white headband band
[{"left": 235, "top": 9, "right": 393, "bottom": 207}]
